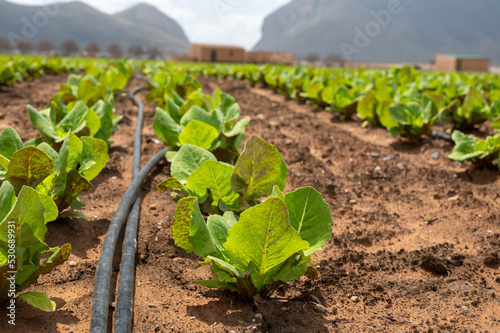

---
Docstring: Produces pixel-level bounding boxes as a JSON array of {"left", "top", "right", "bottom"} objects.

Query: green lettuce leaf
[
  {"left": 224, "top": 197, "right": 309, "bottom": 287},
  {"left": 170, "top": 145, "right": 216, "bottom": 183},
  {"left": 179, "top": 120, "right": 219, "bottom": 150},
  {"left": 153, "top": 107, "right": 182, "bottom": 149},
  {"left": 0, "top": 127, "right": 24, "bottom": 161},
  {"left": 79, "top": 137, "right": 109, "bottom": 181},
  {"left": 5, "top": 147, "right": 54, "bottom": 194},
  {"left": 186, "top": 160, "right": 240, "bottom": 210},
  {"left": 171, "top": 197, "right": 217, "bottom": 258},
  {"left": 231, "top": 135, "right": 287, "bottom": 204},
  {"left": 284, "top": 187, "right": 333, "bottom": 256},
  {"left": 19, "top": 292, "right": 56, "bottom": 312}
]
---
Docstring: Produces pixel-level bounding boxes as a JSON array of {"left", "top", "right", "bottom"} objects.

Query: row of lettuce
[
  {"left": 0, "top": 59, "right": 135, "bottom": 310},
  {"left": 3, "top": 57, "right": 498, "bottom": 170},
  {"left": 144, "top": 62, "right": 334, "bottom": 300},
  {"left": 181, "top": 63, "right": 500, "bottom": 171},
  {"left": 0, "top": 55, "right": 84, "bottom": 85}
]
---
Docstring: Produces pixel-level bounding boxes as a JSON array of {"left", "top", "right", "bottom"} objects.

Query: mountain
[
  {"left": 0, "top": 1, "right": 189, "bottom": 55},
  {"left": 254, "top": 0, "right": 500, "bottom": 64},
  {"left": 113, "top": 3, "right": 188, "bottom": 43}
]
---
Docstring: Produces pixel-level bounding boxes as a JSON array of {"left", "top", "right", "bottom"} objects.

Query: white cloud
[
  {"left": 188, "top": 13, "right": 263, "bottom": 48},
  {"left": 6, "top": 0, "right": 291, "bottom": 49}
]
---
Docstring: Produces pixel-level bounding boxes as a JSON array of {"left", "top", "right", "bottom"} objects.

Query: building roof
[
  {"left": 247, "top": 51, "right": 294, "bottom": 55},
  {"left": 191, "top": 43, "right": 245, "bottom": 51},
  {"left": 441, "top": 54, "right": 489, "bottom": 59}
]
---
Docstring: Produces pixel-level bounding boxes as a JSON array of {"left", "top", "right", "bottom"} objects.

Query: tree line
[
  {"left": 0, "top": 37, "right": 163, "bottom": 59},
  {"left": 304, "top": 52, "right": 347, "bottom": 67},
  {"left": 0, "top": 37, "right": 346, "bottom": 66}
]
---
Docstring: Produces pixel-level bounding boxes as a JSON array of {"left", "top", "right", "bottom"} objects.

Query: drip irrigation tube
[
  {"left": 432, "top": 130, "right": 453, "bottom": 142},
  {"left": 90, "top": 84, "right": 169, "bottom": 333},
  {"left": 114, "top": 85, "right": 146, "bottom": 333}
]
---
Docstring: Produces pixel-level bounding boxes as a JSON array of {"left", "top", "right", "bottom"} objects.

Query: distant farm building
[
  {"left": 189, "top": 44, "right": 246, "bottom": 63},
  {"left": 435, "top": 54, "right": 490, "bottom": 72},
  {"left": 246, "top": 51, "right": 294, "bottom": 65},
  {"left": 186, "top": 44, "right": 294, "bottom": 65}
]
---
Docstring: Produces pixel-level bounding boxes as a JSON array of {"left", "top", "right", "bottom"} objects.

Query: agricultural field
[{"left": 0, "top": 55, "right": 499, "bottom": 333}]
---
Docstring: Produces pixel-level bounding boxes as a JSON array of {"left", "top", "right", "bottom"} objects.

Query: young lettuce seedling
[
  {"left": 0, "top": 182, "right": 71, "bottom": 311},
  {"left": 448, "top": 130, "right": 500, "bottom": 171},
  {"left": 152, "top": 85, "right": 250, "bottom": 163},
  {"left": 450, "top": 86, "right": 492, "bottom": 130},
  {"left": 0, "top": 127, "right": 109, "bottom": 219},
  {"left": 28, "top": 98, "right": 122, "bottom": 147},
  {"left": 157, "top": 135, "right": 287, "bottom": 214},
  {"left": 160, "top": 136, "right": 333, "bottom": 300},
  {"left": 387, "top": 94, "right": 443, "bottom": 141}
]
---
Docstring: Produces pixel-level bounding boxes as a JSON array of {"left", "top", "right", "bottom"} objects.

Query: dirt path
[{"left": 1, "top": 75, "right": 499, "bottom": 332}]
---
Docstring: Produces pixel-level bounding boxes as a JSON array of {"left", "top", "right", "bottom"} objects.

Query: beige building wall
[
  {"left": 460, "top": 58, "right": 490, "bottom": 72},
  {"left": 189, "top": 44, "right": 245, "bottom": 63},
  {"left": 435, "top": 55, "right": 457, "bottom": 72},
  {"left": 435, "top": 54, "right": 490, "bottom": 72},
  {"left": 189, "top": 44, "right": 295, "bottom": 65},
  {"left": 189, "top": 44, "right": 201, "bottom": 61}
]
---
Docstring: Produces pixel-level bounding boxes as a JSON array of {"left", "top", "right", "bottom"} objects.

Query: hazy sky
[{"left": 7, "top": 0, "right": 290, "bottom": 49}]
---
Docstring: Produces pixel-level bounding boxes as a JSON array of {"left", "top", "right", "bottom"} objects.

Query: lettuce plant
[
  {"left": 387, "top": 94, "right": 443, "bottom": 141},
  {"left": 153, "top": 88, "right": 250, "bottom": 162},
  {"left": 0, "top": 127, "right": 109, "bottom": 219},
  {"left": 448, "top": 86, "right": 492, "bottom": 129},
  {"left": 0, "top": 182, "right": 71, "bottom": 311},
  {"left": 54, "top": 74, "right": 116, "bottom": 107},
  {"left": 323, "top": 86, "right": 364, "bottom": 119},
  {"left": 0, "top": 60, "right": 18, "bottom": 85},
  {"left": 160, "top": 136, "right": 333, "bottom": 300},
  {"left": 493, "top": 111, "right": 500, "bottom": 130},
  {"left": 448, "top": 130, "right": 500, "bottom": 170},
  {"left": 157, "top": 136, "right": 286, "bottom": 213},
  {"left": 300, "top": 81, "right": 326, "bottom": 107},
  {"left": 145, "top": 69, "right": 202, "bottom": 108},
  {"left": 26, "top": 67, "right": 129, "bottom": 146},
  {"left": 157, "top": 145, "right": 237, "bottom": 214},
  {"left": 85, "top": 61, "right": 133, "bottom": 92},
  {"left": 357, "top": 86, "right": 397, "bottom": 128},
  {"left": 28, "top": 99, "right": 121, "bottom": 146}
]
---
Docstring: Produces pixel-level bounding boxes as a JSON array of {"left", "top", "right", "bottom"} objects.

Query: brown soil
[{"left": 1, "top": 75, "right": 499, "bottom": 333}]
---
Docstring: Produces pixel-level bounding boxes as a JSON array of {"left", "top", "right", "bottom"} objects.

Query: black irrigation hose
[
  {"left": 432, "top": 129, "right": 453, "bottom": 142},
  {"left": 113, "top": 85, "right": 146, "bottom": 333},
  {"left": 114, "top": 196, "right": 141, "bottom": 332},
  {"left": 90, "top": 149, "right": 168, "bottom": 332},
  {"left": 90, "top": 83, "right": 169, "bottom": 333}
]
